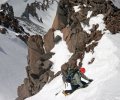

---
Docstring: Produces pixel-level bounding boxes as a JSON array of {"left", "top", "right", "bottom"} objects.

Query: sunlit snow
[{"left": 50, "top": 30, "right": 72, "bottom": 73}]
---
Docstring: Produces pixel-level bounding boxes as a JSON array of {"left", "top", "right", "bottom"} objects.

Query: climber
[{"left": 62, "top": 63, "right": 93, "bottom": 96}]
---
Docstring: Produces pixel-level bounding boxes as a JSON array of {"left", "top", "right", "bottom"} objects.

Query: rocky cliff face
[
  {"left": 17, "top": 0, "right": 120, "bottom": 100},
  {"left": 52, "top": 0, "right": 120, "bottom": 76},
  {"left": 16, "top": 34, "right": 62, "bottom": 100},
  {"left": 16, "top": 35, "right": 55, "bottom": 100}
]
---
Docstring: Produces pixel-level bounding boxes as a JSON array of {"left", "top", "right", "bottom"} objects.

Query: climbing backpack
[{"left": 65, "top": 68, "right": 76, "bottom": 83}]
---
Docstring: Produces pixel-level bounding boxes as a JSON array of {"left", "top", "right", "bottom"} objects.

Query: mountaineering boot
[
  {"left": 82, "top": 84, "right": 89, "bottom": 88},
  {"left": 62, "top": 91, "right": 70, "bottom": 96}
]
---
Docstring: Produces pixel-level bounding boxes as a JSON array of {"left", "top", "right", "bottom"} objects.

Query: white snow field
[{"left": 0, "top": 28, "right": 27, "bottom": 100}]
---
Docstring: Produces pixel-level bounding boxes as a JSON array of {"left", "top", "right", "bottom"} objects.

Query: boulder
[
  {"left": 54, "top": 35, "right": 62, "bottom": 44},
  {"left": 48, "top": 70, "right": 54, "bottom": 78},
  {"left": 40, "top": 52, "right": 55, "bottom": 61},
  {"left": 0, "top": 28, "right": 7, "bottom": 34},
  {"left": 88, "top": 58, "right": 95, "bottom": 64},
  {"left": 43, "top": 60, "right": 53, "bottom": 70},
  {"left": 17, "top": 84, "right": 30, "bottom": 99}
]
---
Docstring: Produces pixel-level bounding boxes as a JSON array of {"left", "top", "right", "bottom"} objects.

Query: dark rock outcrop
[
  {"left": 0, "top": 3, "right": 27, "bottom": 34},
  {"left": 105, "top": 11, "right": 120, "bottom": 34},
  {"left": 16, "top": 35, "right": 55, "bottom": 100},
  {"left": 88, "top": 58, "right": 95, "bottom": 64},
  {"left": 17, "top": 35, "right": 29, "bottom": 44},
  {"left": 54, "top": 35, "right": 62, "bottom": 44},
  {"left": 0, "top": 27, "right": 7, "bottom": 34}
]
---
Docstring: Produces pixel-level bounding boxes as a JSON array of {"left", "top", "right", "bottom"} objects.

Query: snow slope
[
  {"left": 26, "top": 31, "right": 120, "bottom": 100},
  {"left": 50, "top": 30, "right": 72, "bottom": 73},
  {"left": 0, "top": 28, "right": 27, "bottom": 100}
]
